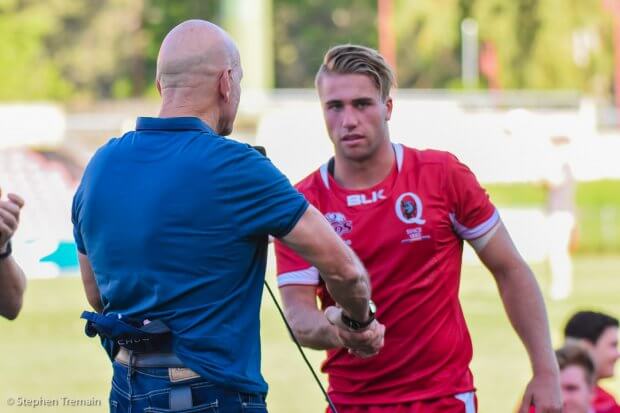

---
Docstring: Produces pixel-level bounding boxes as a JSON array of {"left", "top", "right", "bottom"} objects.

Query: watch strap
[
  {"left": 0, "top": 241, "right": 12, "bottom": 260},
  {"left": 341, "top": 301, "right": 376, "bottom": 330}
]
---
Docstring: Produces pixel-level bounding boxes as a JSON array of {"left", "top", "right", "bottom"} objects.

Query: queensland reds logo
[
  {"left": 324, "top": 212, "right": 352, "bottom": 236},
  {"left": 395, "top": 192, "right": 426, "bottom": 225}
]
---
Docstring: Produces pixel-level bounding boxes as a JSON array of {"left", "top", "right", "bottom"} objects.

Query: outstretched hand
[{"left": 324, "top": 306, "right": 385, "bottom": 358}]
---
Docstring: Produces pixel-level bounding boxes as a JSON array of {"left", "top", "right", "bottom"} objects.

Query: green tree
[
  {"left": 0, "top": 0, "right": 72, "bottom": 100},
  {"left": 273, "top": 0, "right": 377, "bottom": 88}
]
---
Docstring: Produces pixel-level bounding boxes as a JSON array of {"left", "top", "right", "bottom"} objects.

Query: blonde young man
[
  {"left": 275, "top": 45, "right": 561, "bottom": 413},
  {"left": 556, "top": 345, "right": 597, "bottom": 413}
]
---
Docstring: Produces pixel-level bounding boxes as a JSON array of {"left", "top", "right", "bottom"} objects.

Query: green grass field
[
  {"left": 1, "top": 256, "right": 619, "bottom": 412},
  {"left": 486, "top": 180, "right": 620, "bottom": 253}
]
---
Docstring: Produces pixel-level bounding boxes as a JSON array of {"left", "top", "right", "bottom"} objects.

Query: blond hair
[
  {"left": 556, "top": 344, "right": 596, "bottom": 385},
  {"left": 315, "top": 44, "right": 396, "bottom": 101}
]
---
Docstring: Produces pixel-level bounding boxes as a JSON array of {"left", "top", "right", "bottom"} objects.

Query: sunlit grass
[{"left": 1, "top": 255, "right": 619, "bottom": 412}]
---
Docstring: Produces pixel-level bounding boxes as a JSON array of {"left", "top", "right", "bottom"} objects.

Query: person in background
[
  {"left": 565, "top": 311, "right": 620, "bottom": 413},
  {"left": 543, "top": 134, "right": 577, "bottom": 300},
  {"left": 529, "top": 345, "right": 596, "bottom": 413},
  {"left": 0, "top": 188, "right": 26, "bottom": 320}
]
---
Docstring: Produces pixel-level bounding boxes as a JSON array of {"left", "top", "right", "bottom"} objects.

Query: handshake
[{"left": 325, "top": 306, "right": 386, "bottom": 358}]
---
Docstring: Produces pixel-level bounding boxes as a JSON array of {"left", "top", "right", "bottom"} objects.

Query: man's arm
[
  {"left": 78, "top": 253, "right": 103, "bottom": 313},
  {"left": 0, "top": 255, "right": 26, "bottom": 320},
  {"left": 280, "top": 205, "right": 371, "bottom": 323},
  {"left": 472, "top": 221, "right": 561, "bottom": 413},
  {"left": 0, "top": 192, "right": 26, "bottom": 320},
  {"left": 279, "top": 284, "right": 384, "bottom": 357},
  {"left": 280, "top": 285, "right": 342, "bottom": 350}
]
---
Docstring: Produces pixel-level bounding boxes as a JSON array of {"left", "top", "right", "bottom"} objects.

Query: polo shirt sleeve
[
  {"left": 274, "top": 186, "right": 320, "bottom": 288},
  {"left": 225, "top": 145, "right": 309, "bottom": 239},
  {"left": 71, "top": 183, "right": 87, "bottom": 255},
  {"left": 445, "top": 153, "right": 499, "bottom": 240}
]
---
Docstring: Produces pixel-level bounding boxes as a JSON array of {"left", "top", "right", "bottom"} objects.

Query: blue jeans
[{"left": 110, "top": 361, "right": 268, "bottom": 412}]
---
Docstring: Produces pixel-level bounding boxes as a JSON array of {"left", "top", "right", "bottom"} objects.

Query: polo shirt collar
[{"left": 136, "top": 117, "right": 216, "bottom": 134}]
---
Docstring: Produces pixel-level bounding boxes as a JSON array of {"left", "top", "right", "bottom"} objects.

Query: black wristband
[
  {"left": 341, "top": 300, "right": 377, "bottom": 331},
  {"left": 0, "top": 241, "right": 11, "bottom": 260}
]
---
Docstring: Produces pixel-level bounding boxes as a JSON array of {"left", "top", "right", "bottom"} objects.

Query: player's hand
[
  {"left": 518, "top": 371, "right": 562, "bottom": 413},
  {"left": 0, "top": 188, "right": 24, "bottom": 253},
  {"left": 324, "top": 306, "right": 385, "bottom": 358}
]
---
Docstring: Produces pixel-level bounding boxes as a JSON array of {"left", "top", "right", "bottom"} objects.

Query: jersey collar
[
  {"left": 135, "top": 117, "right": 216, "bottom": 134},
  {"left": 319, "top": 143, "right": 403, "bottom": 189}
]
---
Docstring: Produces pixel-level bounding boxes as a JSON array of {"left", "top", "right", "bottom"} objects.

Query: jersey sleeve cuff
[
  {"left": 277, "top": 267, "right": 320, "bottom": 287},
  {"left": 450, "top": 209, "right": 500, "bottom": 240}
]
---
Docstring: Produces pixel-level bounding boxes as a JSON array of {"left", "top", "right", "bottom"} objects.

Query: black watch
[
  {"left": 341, "top": 300, "right": 377, "bottom": 331},
  {"left": 0, "top": 241, "right": 12, "bottom": 260}
]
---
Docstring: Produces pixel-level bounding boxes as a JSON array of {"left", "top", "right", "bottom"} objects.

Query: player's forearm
[
  {"left": 281, "top": 206, "right": 371, "bottom": 322},
  {"left": 0, "top": 257, "right": 26, "bottom": 320},
  {"left": 495, "top": 263, "right": 558, "bottom": 376},
  {"left": 286, "top": 308, "right": 343, "bottom": 350},
  {"left": 321, "top": 251, "right": 371, "bottom": 323}
]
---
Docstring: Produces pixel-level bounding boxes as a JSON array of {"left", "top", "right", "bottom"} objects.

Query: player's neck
[{"left": 333, "top": 141, "right": 395, "bottom": 190}]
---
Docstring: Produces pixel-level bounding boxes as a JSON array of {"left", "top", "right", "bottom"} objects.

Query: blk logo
[{"left": 347, "top": 189, "right": 386, "bottom": 207}]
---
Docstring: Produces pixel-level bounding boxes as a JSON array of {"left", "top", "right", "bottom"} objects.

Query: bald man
[
  {"left": 0, "top": 188, "right": 26, "bottom": 320},
  {"left": 73, "top": 20, "right": 383, "bottom": 413}
]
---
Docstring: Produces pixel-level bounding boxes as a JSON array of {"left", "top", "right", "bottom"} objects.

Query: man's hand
[
  {"left": 518, "top": 372, "right": 562, "bottom": 413},
  {"left": 324, "top": 306, "right": 385, "bottom": 358},
  {"left": 0, "top": 189, "right": 24, "bottom": 253}
]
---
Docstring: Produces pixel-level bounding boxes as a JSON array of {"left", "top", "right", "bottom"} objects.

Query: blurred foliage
[
  {"left": 273, "top": 0, "right": 377, "bottom": 88},
  {"left": 394, "top": 0, "right": 613, "bottom": 91},
  {"left": 0, "top": 0, "right": 617, "bottom": 99},
  {"left": 0, "top": 0, "right": 219, "bottom": 101}
]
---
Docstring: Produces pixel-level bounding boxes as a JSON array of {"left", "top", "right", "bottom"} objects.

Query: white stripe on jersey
[
  {"left": 277, "top": 267, "right": 320, "bottom": 287},
  {"left": 319, "top": 163, "right": 330, "bottom": 189},
  {"left": 393, "top": 143, "right": 404, "bottom": 172},
  {"left": 454, "top": 391, "right": 476, "bottom": 413},
  {"left": 450, "top": 209, "right": 500, "bottom": 240}
]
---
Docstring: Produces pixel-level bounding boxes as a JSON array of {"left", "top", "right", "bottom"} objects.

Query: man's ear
[
  {"left": 219, "top": 69, "right": 232, "bottom": 102},
  {"left": 385, "top": 96, "right": 393, "bottom": 121},
  {"left": 156, "top": 77, "right": 162, "bottom": 96}
]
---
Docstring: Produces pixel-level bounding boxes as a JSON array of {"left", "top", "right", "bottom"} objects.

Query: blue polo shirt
[{"left": 71, "top": 117, "right": 308, "bottom": 394}]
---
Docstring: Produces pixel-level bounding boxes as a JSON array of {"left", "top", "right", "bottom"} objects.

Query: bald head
[
  {"left": 156, "top": 20, "right": 243, "bottom": 135},
  {"left": 157, "top": 20, "right": 239, "bottom": 89}
]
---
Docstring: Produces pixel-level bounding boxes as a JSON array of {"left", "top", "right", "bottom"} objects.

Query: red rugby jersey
[
  {"left": 275, "top": 144, "right": 499, "bottom": 405},
  {"left": 594, "top": 386, "right": 620, "bottom": 413}
]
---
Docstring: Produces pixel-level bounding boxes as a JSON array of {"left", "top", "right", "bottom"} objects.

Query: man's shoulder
[
  {"left": 294, "top": 168, "right": 326, "bottom": 198},
  {"left": 402, "top": 145, "right": 459, "bottom": 167},
  {"left": 85, "top": 135, "right": 124, "bottom": 167}
]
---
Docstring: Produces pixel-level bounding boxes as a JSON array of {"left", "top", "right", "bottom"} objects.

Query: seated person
[
  {"left": 529, "top": 344, "right": 596, "bottom": 413},
  {"left": 565, "top": 311, "right": 620, "bottom": 413}
]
